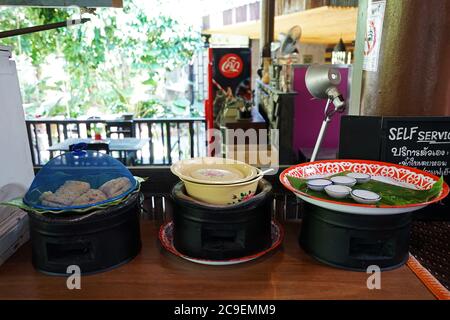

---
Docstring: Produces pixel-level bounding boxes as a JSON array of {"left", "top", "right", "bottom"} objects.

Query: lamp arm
[
  {"left": 311, "top": 99, "right": 333, "bottom": 162},
  {"left": 311, "top": 91, "right": 346, "bottom": 162},
  {"left": 326, "top": 86, "right": 346, "bottom": 112}
]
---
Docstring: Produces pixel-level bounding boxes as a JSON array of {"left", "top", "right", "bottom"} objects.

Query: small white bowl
[
  {"left": 324, "top": 185, "right": 352, "bottom": 199},
  {"left": 306, "top": 179, "right": 332, "bottom": 191},
  {"left": 351, "top": 189, "right": 381, "bottom": 204},
  {"left": 346, "top": 172, "right": 371, "bottom": 184},
  {"left": 330, "top": 176, "right": 357, "bottom": 187}
]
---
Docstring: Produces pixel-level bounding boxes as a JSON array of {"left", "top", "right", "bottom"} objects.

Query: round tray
[
  {"left": 280, "top": 159, "right": 449, "bottom": 215},
  {"left": 159, "top": 220, "right": 283, "bottom": 265}
]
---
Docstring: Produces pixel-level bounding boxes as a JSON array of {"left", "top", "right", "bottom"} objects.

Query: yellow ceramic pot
[
  {"left": 182, "top": 175, "right": 263, "bottom": 205},
  {"left": 171, "top": 157, "right": 258, "bottom": 185}
]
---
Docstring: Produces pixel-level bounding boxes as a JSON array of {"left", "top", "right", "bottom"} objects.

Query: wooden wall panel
[{"left": 360, "top": 0, "right": 450, "bottom": 116}]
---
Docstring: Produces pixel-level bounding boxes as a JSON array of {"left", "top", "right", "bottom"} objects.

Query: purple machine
[{"left": 292, "top": 64, "right": 351, "bottom": 161}]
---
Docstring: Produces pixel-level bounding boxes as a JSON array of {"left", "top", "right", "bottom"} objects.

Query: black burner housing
[
  {"left": 27, "top": 192, "right": 142, "bottom": 275},
  {"left": 300, "top": 202, "right": 411, "bottom": 271},
  {"left": 171, "top": 179, "right": 273, "bottom": 260}
]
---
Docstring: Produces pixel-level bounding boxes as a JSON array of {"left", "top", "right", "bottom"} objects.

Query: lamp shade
[{"left": 305, "top": 65, "right": 342, "bottom": 99}]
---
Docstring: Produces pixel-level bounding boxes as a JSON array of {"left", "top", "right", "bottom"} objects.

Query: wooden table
[
  {"left": 0, "top": 220, "right": 433, "bottom": 300},
  {"left": 47, "top": 137, "right": 149, "bottom": 165},
  {"left": 47, "top": 138, "right": 149, "bottom": 152}
]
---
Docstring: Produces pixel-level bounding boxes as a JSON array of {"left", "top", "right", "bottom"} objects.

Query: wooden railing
[
  {"left": 25, "top": 117, "right": 206, "bottom": 166},
  {"left": 133, "top": 118, "right": 206, "bottom": 166}
]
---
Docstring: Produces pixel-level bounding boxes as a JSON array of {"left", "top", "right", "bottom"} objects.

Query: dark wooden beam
[
  {"left": 260, "top": 0, "right": 275, "bottom": 59},
  {"left": 0, "top": 18, "right": 90, "bottom": 39},
  {"left": 0, "top": 0, "right": 122, "bottom": 7}
]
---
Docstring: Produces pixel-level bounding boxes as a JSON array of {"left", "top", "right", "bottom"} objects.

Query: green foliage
[
  {"left": 287, "top": 173, "right": 445, "bottom": 206},
  {"left": 135, "top": 98, "right": 174, "bottom": 118},
  {"left": 0, "top": 1, "right": 202, "bottom": 118}
]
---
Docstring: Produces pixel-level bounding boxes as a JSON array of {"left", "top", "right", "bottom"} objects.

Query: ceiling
[{"left": 203, "top": 6, "right": 358, "bottom": 45}]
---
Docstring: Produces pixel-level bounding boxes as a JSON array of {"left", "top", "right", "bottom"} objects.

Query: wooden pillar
[
  {"left": 360, "top": 0, "right": 450, "bottom": 116},
  {"left": 260, "top": 0, "right": 275, "bottom": 60}
]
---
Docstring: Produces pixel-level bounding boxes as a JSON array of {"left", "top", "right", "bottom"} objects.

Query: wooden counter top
[{"left": 0, "top": 220, "right": 433, "bottom": 300}]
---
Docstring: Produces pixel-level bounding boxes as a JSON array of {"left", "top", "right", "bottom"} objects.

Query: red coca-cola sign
[{"left": 218, "top": 53, "right": 243, "bottom": 78}]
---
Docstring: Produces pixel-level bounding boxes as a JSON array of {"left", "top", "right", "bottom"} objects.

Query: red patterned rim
[
  {"left": 279, "top": 159, "right": 449, "bottom": 209},
  {"left": 158, "top": 220, "right": 284, "bottom": 264}
]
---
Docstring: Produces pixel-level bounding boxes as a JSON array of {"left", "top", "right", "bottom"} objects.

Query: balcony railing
[{"left": 25, "top": 117, "right": 206, "bottom": 166}]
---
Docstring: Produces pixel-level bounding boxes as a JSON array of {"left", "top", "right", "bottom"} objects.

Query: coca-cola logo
[{"left": 218, "top": 53, "right": 243, "bottom": 78}]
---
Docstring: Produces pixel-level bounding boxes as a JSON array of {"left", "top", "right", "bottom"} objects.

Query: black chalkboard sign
[
  {"left": 339, "top": 116, "right": 450, "bottom": 219},
  {"left": 380, "top": 117, "right": 450, "bottom": 177},
  {"left": 381, "top": 117, "right": 450, "bottom": 219}
]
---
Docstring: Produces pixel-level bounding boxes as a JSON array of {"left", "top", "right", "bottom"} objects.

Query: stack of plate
[
  {"left": 170, "top": 157, "right": 263, "bottom": 205},
  {"left": 0, "top": 184, "right": 29, "bottom": 266}
]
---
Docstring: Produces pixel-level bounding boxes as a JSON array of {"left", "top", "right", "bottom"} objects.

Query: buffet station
[
  {"left": 0, "top": 152, "right": 447, "bottom": 299},
  {"left": 1, "top": 42, "right": 450, "bottom": 300}
]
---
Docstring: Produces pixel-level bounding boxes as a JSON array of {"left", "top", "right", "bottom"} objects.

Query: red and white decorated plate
[
  {"left": 159, "top": 220, "right": 283, "bottom": 266},
  {"left": 280, "top": 159, "right": 449, "bottom": 215}
]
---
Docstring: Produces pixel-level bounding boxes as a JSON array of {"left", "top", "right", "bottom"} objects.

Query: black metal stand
[{"left": 299, "top": 202, "right": 411, "bottom": 271}]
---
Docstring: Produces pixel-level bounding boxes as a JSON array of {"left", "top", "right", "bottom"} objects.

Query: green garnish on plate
[{"left": 287, "top": 172, "right": 444, "bottom": 206}]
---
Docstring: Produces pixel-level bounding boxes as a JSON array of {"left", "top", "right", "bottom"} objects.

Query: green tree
[{"left": 0, "top": 1, "right": 202, "bottom": 118}]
